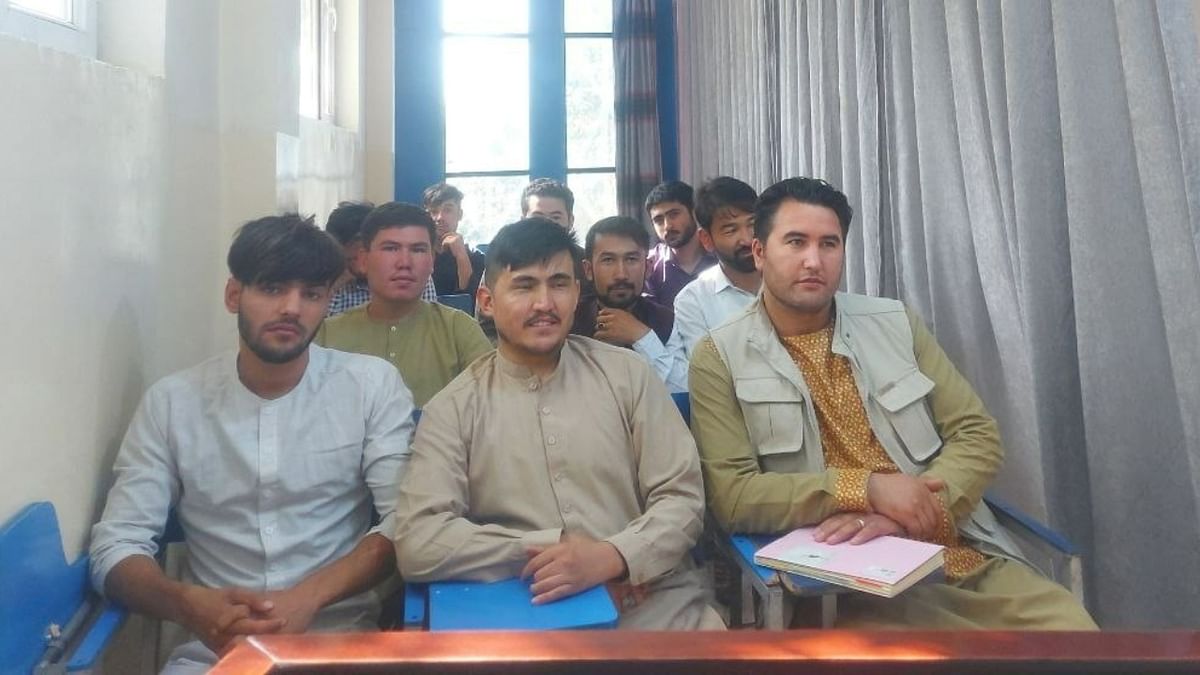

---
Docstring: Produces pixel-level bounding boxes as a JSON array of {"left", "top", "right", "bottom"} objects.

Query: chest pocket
[
  {"left": 734, "top": 378, "right": 806, "bottom": 466},
  {"left": 872, "top": 369, "right": 941, "bottom": 464}
]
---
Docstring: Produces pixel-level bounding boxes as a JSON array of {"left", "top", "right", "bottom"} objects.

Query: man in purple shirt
[{"left": 643, "top": 181, "right": 717, "bottom": 306}]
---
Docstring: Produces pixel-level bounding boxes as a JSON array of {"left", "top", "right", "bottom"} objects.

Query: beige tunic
[{"left": 394, "top": 336, "right": 716, "bottom": 629}]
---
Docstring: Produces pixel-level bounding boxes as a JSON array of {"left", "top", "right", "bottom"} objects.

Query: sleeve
[
  {"left": 603, "top": 361, "right": 705, "bottom": 586},
  {"left": 393, "top": 394, "right": 561, "bottom": 582},
  {"left": 88, "top": 385, "right": 179, "bottom": 596},
  {"left": 361, "top": 366, "right": 416, "bottom": 540},
  {"left": 453, "top": 311, "right": 494, "bottom": 369},
  {"left": 672, "top": 284, "right": 708, "bottom": 359},
  {"left": 908, "top": 309, "right": 1004, "bottom": 527},
  {"left": 467, "top": 249, "right": 486, "bottom": 296},
  {"left": 630, "top": 327, "right": 687, "bottom": 393},
  {"left": 688, "top": 337, "right": 845, "bottom": 533}
]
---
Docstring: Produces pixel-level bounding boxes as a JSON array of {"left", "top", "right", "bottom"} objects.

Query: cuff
[
  {"left": 833, "top": 468, "right": 872, "bottom": 513},
  {"left": 604, "top": 530, "right": 664, "bottom": 586},
  {"left": 631, "top": 330, "right": 663, "bottom": 357}
]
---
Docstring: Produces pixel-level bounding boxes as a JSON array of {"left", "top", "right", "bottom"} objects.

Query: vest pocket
[
  {"left": 873, "top": 369, "right": 942, "bottom": 464},
  {"left": 734, "top": 378, "right": 805, "bottom": 460}
]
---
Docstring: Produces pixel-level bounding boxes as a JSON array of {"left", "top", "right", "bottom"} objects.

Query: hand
[
  {"left": 594, "top": 308, "right": 650, "bottom": 347},
  {"left": 866, "top": 473, "right": 946, "bottom": 541},
  {"left": 226, "top": 585, "right": 322, "bottom": 636},
  {"left": 441, "top": 232, "right": 468, "bottom": 257},
  {"left": 175, "top": 585, "right": 284, "bottom": 651},
  {"left": 521, "top": 533, "right": 627, "bottom": 605},
  {"left": 813, "top": 512, "right": 905, "bottom": 545}
]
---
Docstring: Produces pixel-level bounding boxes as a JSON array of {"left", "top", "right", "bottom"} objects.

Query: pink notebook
[{"left": 754, "top": 527, "right": 944, "bottom": 598}]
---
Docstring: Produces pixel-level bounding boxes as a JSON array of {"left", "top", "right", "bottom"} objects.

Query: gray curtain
[
  {"left": 676, "top": 0, "right": 1200, "bottom": 628},
  {"left": 613, "top": 0, "right": 663, "bottom": 219}
]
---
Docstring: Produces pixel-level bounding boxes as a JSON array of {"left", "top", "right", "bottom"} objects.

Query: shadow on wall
[{"left": 89, "top": 298, "right": 147, "bottom": 525}]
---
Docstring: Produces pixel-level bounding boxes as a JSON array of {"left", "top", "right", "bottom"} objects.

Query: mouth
[
  {"left": 390, "top": 275, "right": 416, "bottom": 285},
  {"left": 525, "top": 315, "right": 560, "bottom": 328},
  {"left": 798, "top": 277, "right": 825, "bottom": 287},
  {"left": 265, "top": 322, "right": 302, "bottom": 337}
]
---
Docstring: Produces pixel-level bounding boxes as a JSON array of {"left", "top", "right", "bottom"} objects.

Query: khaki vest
[{"left": 707, "top": 293, "right": 1030, "bottom": 567}]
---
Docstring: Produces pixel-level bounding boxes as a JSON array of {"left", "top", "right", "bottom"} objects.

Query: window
[
  {"left": 300, "top": 0, "right": 336, "bottom": 120},
  {"left": 1, "top": 0, "right": 95, "bottom": 57},
  {"left": 440, "top": 0, "right": 615, "bottom": 244}
]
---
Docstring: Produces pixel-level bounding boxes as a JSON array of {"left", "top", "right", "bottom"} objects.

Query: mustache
[
  {"left": 264, "top": 319, "right": 302, "bottom": 331},
  {"left": 606, "top": 282, "right": 635, "bottom": 292},
  {"left": 524, "top": 312, "right": 560, "bottom": 326}
]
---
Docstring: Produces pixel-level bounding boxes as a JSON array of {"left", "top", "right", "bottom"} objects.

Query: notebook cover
[
  {"left": 428, "top": 577, "right": 619, "bottom": 631},
  {"left": 755, "top": 527, "right": 943, "bottom": 593}
]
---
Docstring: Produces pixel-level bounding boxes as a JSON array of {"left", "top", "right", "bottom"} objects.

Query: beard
[
  {"left": 663, "top": 225, "right": 696, "bottom": 249},
  {"left": 598, "top": 282, "right": 639, "bottom": 310},
  {"left": 238, "top": 313, "right": 316, "bottom": 364},
  {"left": 717, "top": 245, "right": 757, "bottom": 274}
]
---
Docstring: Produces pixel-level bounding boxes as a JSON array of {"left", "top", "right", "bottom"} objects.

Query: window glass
[
  {"left": 566, "top": 38, "right": 615, "bottom": 169},
  {"left": 299, "top": 0, "right": 320, "bottom": 118},
  {"left": 443, "top": 0, "right": 528, "bottom": 34},
  {"left": 567, "top": 171, "right": 618, "bottom": 232},
  {"left": 447, "top": 174, "right": 530, "bottom": 246},
  {"left": 444, "top": 37, "right": 531, "bottom": 173},
  {"left": 564, "top": 0, "right": 610, "bottom": 33},
  {"left": 11, "top": 0, "right": 71, "bottom": 23}
]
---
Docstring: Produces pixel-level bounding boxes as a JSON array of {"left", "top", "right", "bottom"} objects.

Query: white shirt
[
  {"left": 671, "top": 263, "right": 759, "bottom": 359},
  {"left": 89, "top": 345, "right": 414, "bottom": 629}
]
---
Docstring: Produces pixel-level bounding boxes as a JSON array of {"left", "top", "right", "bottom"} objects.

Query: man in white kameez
[{"left": 394, "top": 217, "right": 723, "bottom": 630}]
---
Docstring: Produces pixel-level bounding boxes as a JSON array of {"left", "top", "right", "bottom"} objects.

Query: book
[
  {"left": 428, "top": 578, "right": 619, "bottom": 630},
  {"left": 753, "top": 527, "right": 944, "bottom": 598}
]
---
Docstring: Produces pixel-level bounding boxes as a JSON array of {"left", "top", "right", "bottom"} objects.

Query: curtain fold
[
  {"left": 675, "top": 0, "right": 1200, "bottom": 628},
  {"left": 613, "top": 0, "right": 662, "bottom": 220}
]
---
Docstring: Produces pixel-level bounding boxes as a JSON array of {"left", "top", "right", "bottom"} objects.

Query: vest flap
[
  {"left": 873, "top": 369, "right": 935, "bottom": 412},
  {"left": 734, "top": 377, "right": 803, "bottom": 403}
]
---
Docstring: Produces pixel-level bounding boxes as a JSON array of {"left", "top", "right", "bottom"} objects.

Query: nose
[
  {"left": 279, "top": 287, "right": 303, "bottom": 316},
  {"left": 530, "top": 284, "right": 554, "bottom": 311}
]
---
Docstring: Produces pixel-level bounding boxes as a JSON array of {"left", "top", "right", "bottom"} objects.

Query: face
[
  {"left": 753, "top": 198, "right": 845, "bottom": 316},
  {"left": 584, "top": 234, "right": 647, "bottom": 310},
  {"left": 478, "top": 250, "right": 579, "bottom": 360},
  {"left": 703, "top": 207, "right": 757, "bottom": 274},
  {"left": 363, "top": 225, "right": 435, "bottom": 303},
  {"left": 428, "top": 200, "right": 462, "bottom": 240},
  {"left": 225, "top": 279, "right": 329, "bottom": 364},
  {"left": 525, "top": 195, "right": 573, "bottom": 230},
  {"left": 648, "top": 201, "right": 697, "bottom": 249}
]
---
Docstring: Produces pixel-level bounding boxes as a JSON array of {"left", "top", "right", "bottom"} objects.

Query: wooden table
[{"left": 212, "top": 629, "right": 1200, "bottom": 674}]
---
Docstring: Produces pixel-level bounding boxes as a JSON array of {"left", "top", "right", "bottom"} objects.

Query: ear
[
  {"left": 698, "top": 228, "right": 715, "bottom": 253},
  {"left": 751, "top": 238, "right": 766, "bottom": 272},
  {"left": 582, "top": 259, "right": 595, "bottom": 282},
  {"left": 476, "top": 282, "right": 494, "bottom": 319},
  {"left": 224, "top": 278, "right": 242, "bottom": 314}
]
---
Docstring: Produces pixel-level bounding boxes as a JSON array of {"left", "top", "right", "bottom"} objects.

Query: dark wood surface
[{"left": 212, "top": 629, "right": 1200, "bottom": 674}]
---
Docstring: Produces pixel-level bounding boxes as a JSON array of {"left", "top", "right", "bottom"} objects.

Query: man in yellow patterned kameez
[{"left": 690, "top": 177, "right": 1096, "bottom": 629}]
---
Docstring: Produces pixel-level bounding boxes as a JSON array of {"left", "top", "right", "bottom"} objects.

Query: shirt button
[
  {"left": 528, "top": 382, "right": 538, "bottom": 391},
  {"left": 265, "top": 525, "right": 275, "bottom": 535},
  {"left": 389, "top": 352, "right": 396, "bottom": 359},
  {"left": 540, "top": 406, "right": 550, "bottom": 415},
  {"left": 554, "top": 472, "right": 564, "bottom": 482},
  {"left": 562, "top": 504, "right": 573, "bottom": 513},
  {"left": 390, "top": 326, "right": 397, "bottom": 332},
  {"left": 546, "top": 435, "right": 557, "bottom": 445}
]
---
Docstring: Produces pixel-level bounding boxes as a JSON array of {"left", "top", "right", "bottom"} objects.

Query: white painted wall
[
  {"left": 0, "top": 0, "right": 366, "bottom": 589},
  {"left": 362, "top": 0, "right": 394, "bottom": 204}
]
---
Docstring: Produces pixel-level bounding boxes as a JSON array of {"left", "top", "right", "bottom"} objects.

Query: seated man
[
  {"left": 89, "top": 214, "right": 415, "bottom": 673},
  {"left": 689, "top": 177, "right": 1096, "bottom": 629},
  {"left": 326, "top": 200, "right": 438, "bottom": 316},
  {"left": 573, "top": 216, "right": 684, "bottom": 391},
  {"left": 317, "top": 202, "right": 492, "bottom": 408},
  {"left": 521, "top": 177, "right": 576, "bottom": 232},
  {"left": 644, "top": 181, "right": 717, "bottom": 307},
  {"left": 673, "top": 177, "right": 761, "bottom": 358},
  {"left": 423, "top": 182, "right": 485, "bottom": 298},
  {"left": 394, "top": 218, "right": 722, "bottom": 630}
]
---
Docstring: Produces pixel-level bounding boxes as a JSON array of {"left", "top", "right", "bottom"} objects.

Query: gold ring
[{"left": 856, "top": 518, "right": 866, "bottom": 529}]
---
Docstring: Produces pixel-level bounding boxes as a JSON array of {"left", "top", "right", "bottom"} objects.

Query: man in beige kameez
[
  {"left": 394, "top": 217, "right": 723, "bottom": 630},
  {"left": 690, "top": 177, "right": 1096, "bottom": 629}
]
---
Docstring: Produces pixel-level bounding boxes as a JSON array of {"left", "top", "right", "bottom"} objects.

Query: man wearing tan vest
[{"left": 689, "top": 177, "right": 1095, "bottom": 629}]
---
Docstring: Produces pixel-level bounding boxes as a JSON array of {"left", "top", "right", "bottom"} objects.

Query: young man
[
  {"left": 423, "top": 182, "right": 485, "bottom": 297},
  {"left": 90, "top": 215, "right": 415, "bottom": 673},
  {"left": 325, "top": 201, "right": 437, "bottom": 316},
  {"left": 573, "top": 216, "right": 684, "bottom": 391},
  {"left": 317, "top": 202, "right": 492, "bottom": 408},
  {"left": 643, "top": 181, "right": 716, "bottom": 306},
  {"left": 689, "top": 177, "right": 1096, "bottom": 629},
  {"left": 672, "top": 177, "right": 761, "bottom": 357},
  {"left": 520, "top": 177, "right": 575, "bottom": 231},
  {"left": 394, "top": 218, "right": 721, "bottom": 630}
]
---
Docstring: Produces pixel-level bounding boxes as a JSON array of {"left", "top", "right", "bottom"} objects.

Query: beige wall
[{"left": 362, "top": 0, "right": 394, "bottom": 204}]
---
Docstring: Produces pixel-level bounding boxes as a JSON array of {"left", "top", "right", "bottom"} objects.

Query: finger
[
  {"left": 531, "top": 581, "right": 576, "bottom": 605},
  {"left": 529, "top": 573, "right": 571, "bottom": 597},
  {"left": 224, "top": 616, "right": 288, "bottom": 636},
  {"left": 214, "top": 603, "right": 251, "bottom": 634},
  {"left": 824, "top": 518, "right": 864, "bottom": 545},
  {"left": 532, "top": 560, "right": 562, "bottom": 584},
  {"left": 227, "top": 588, "right": 275, "bottom": 613},
  {"left": 813, "top": 513, "right": 854, "bottom": 541},
  {"left": 850, "top": 518, "right": 891, "bottom": 545},
  {"left": 920, "top": 475, "right": 946, "bottom": 492},
  {"left": 521, "top": 546, "right": 558, "bottom": 579}
]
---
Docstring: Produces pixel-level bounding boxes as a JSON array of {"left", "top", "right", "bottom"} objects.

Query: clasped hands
[
  {"left": 522, "top": 531, "right": 628, "bottom": 605},
  {"left": 178, "top": 583, "right": 321, "bottom": 652},
  {"left": 814, "top": 473, "right": 947, "bottom": 545}
]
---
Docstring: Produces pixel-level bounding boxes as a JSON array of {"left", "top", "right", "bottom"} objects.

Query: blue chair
[
  {"left": 0, "top": 502, "right": 125, "bottom": 673},
  {"left": 670, "top": 392, "right": 1085, "bottom": 629},
  {"left": 437, "top": 293, "right": 474, "bottom": 315}
]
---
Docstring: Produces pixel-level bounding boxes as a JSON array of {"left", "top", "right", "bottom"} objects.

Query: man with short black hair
[
  {"left": 395, "top": 217, "right": 721, "bottom": 630},
  {"left": 690, "top": 177, "right": 1096, "bottom": 630},
  {"left": 90, "top": 215, "right": 415, "bottom": 673},
  {"left": 423, "top": 182, "right": 486, "bottom": 297},
  {"left": 644, "top": 181, "right": 716, "bottom": 306},
  {"left": 520, "top": 178, "right": 576, "bottom": 231},
  {"left": 326, "top": 201, "right": 437, "bottom": 316},
  {"left": 318, "top": 202, "right": 492, "bottom": 407},
  {"left": 573, "top": 216, "right": 683, "bottom": 391},
  {"left": 672, "top": 177, "right": 761, "bottom": 358}
]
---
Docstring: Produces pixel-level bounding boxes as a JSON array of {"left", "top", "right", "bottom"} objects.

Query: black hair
[
  {"left": 521, "top": 178, "right": 575, "bottom": 216},
  {"left": 325, "top": 201, "right": 375, "bottom": 245},
  {"left": 422, "top": 182, "right": 464, "bottom": 209},
  {"left": 227, "top": 213, "right": 344, "bottom": 287},
  {"left": 585, "top": 216, "right": 650, "bottom": 259},
  {"left": 644, "top": 180, "right": 694, "bottom": 214},
  {"left": 753, "top": 177, "right": 854, "bottom": 241},
  {"left": 484, "top": 217, "right": 581, "bottom": 288},
  {"left": 359, "top": 202, "right": 437, "bottom": 248},
  {"left": 694, "top": 176, "right": 758, "bottom": 230}
]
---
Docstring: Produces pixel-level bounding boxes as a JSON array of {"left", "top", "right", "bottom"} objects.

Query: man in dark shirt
[
  {"left": 423, "top": 182, "right": 485, "bottom": 298},
  {"left": 643, "top": 181, "right": 716, "bottom": 306},
  {"left": 573, "top": 216, "right": 683, "bottom": 391}
]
